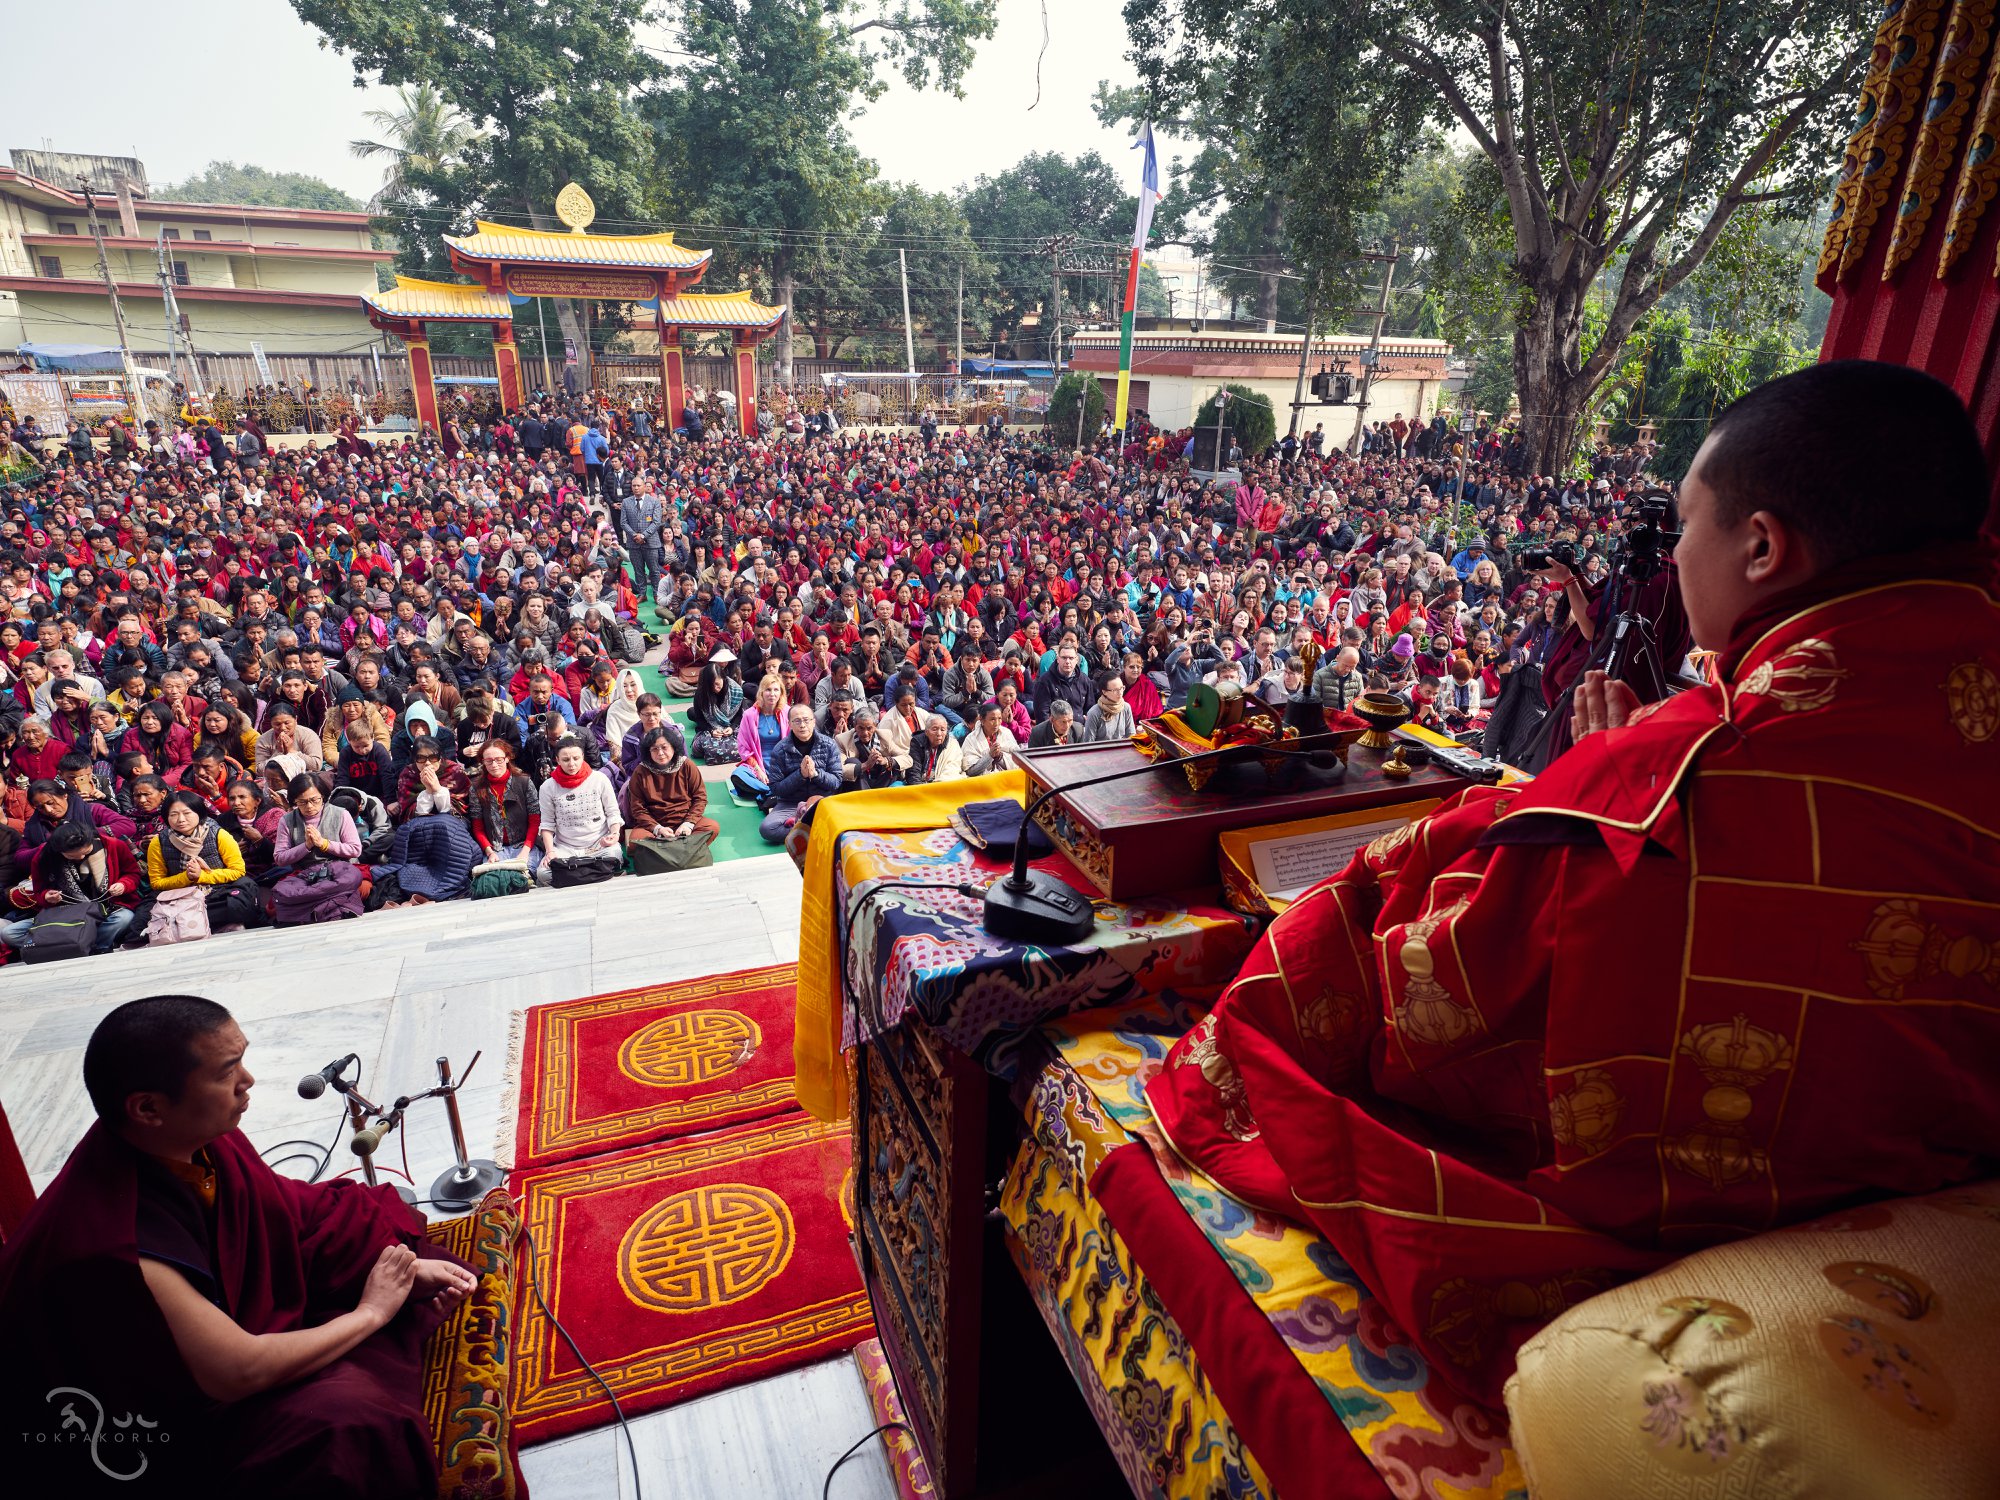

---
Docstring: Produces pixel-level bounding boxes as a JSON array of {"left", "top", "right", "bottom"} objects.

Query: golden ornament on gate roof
[{"left": 555, "top": 182, "right": 597, "bottom": 234}]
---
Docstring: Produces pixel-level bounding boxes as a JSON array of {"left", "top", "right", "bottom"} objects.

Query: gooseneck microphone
[
  {"left": 983, "top": 737, "right": 1348, "bottom": 945},
  {"left": 297, "top": 1053, "right": 359, "bottom": 1100}
]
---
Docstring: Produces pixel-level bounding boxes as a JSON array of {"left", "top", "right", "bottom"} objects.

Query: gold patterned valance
[
  {"left": 1820, "top": 0, "right": 1953, "bottom": 282},
  {"left": 1886, "top": 0, "right": 1998, "bottom": 275},
  {"left": 1939, "top": 31, "right": 2000, "bottom": 272}
]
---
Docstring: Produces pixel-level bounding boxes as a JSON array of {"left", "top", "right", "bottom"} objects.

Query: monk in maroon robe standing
[{"left": 0, "top": 996, "right": 476, "bottom": 1497}]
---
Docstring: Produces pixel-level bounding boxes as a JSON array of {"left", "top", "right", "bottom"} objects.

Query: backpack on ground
[{"left": 24, "top": 901, "right": 99, "bottom": 963}]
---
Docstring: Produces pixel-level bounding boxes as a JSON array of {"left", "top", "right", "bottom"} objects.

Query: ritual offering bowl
[{"left": 1354, "top": 691, "right": 1413, "bottom": 750}]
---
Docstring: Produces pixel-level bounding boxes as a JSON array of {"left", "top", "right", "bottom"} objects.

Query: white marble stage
[{"left": 0, "top": 853, "right": 899, "bottom": 1500}]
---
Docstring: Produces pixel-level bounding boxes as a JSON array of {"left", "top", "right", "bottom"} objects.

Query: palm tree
[{"left": 350, "top": 84, "right": 472, "bottom": 207}]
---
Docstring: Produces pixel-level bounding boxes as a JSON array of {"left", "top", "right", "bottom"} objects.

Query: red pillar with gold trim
[
  {"left": 492, "top": 322, "right": 524, "bottom": 411},
  {"left": 406, "top": 334, "right": 441, "bottom": 434},
  {"left": 657, "top": 310, "right": 687, "bottom": 427},
  {"left": 731, "top": 331, "right": 759, "bottom": 438}
]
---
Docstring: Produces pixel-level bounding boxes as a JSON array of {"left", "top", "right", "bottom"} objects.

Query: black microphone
[
  {"left": 984, "top": 737, "right": 1346, "bottom": 945},
  {"left": 297, "top": 1053, "right": 359, "bottom": 1100}
]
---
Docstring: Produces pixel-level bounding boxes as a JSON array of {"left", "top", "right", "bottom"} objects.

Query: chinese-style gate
[{"left": 360, "top": 188, "right": 784, "bottom": 438}]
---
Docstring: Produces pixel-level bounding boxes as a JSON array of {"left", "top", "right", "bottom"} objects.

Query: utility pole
[
  {"left": 1346, "top": 241, "right": 1399, "bottom": 456},
  {"left": 1287, "top": 285, "right": 1317, "bottom": 439},
  {"left": 1037, "top": 233, "right": 1076, "bottom": 367},
  {"left": 155, "top": 229, "right": 206, "bottom": 404},
  {"left": 898, "top": 248, "right": 916, "bottom": 375},
  {"left": 954, "top": 263, "right": 963, "bottom": 379},
  {"left": 81, "top": 179, "right": 150, "bottom": 428}
]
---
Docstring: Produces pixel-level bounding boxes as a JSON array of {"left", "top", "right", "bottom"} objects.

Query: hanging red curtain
[{"left": 1818, "top": 0, "right": 2000, "bottom": 524}]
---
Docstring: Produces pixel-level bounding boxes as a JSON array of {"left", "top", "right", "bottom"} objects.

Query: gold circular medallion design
[
  {"left": 618, "top": 1009, "right": 761, "bottom": 1089},
  {"left": 619, "top": 1184, "right": 795, "bottom": 1314}
]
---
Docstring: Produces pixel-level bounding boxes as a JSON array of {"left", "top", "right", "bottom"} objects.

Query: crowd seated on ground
[{"left": 0, "top": 383, "right": 1653, "bottom": 959}]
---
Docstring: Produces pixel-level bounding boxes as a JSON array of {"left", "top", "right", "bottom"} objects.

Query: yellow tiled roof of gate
[
  {"left": 362, "top": 276, "right": 515, "bottom": 320},
  {"left": 655, "top": 290, "right": 785, "bottom": 329},
  {"left": 446, "top": 221, "right": 711, "bottom": 269}
]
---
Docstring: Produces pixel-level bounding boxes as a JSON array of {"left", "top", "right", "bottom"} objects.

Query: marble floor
[{"left": 0, "top": 851, "right": 899, "bottom": 1500}]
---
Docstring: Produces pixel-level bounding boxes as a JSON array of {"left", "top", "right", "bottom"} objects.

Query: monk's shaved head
[{"left": 83, "top": 995, "right": 235, "bottom": 1126}]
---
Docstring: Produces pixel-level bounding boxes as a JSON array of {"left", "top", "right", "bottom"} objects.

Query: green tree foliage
[
  {"left": 1045, "top": 372, "right": 1107, "bottom": 446},
  {"left": 1214, "top": 383, "right": 1276, "bottom": 455},
  {"left": 648, "top": 0, "right": 995, "bottom": 380},
  {"left": 1124, "top": 0, "right": 1871, "bottom": 474},
  {"left": 155, "top": 162, "right": 361, "bottom": 212},
  {"left": 350, "top": 83, "right": 473, "bottom": 210},
  {"left": 1593, "top": 308, "right": 1812, "bottom": 480},
  {"left": 1117, "top": 7, "right": 1428, "bottom": 333},
  {"left": 292, "top": 0, "right": 665, "bottom": 363},
  {"left": 959, "top": 153, "right": 1135, "bottom": 348}
]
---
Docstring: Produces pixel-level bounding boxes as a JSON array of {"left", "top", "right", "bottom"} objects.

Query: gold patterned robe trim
[
  {"left": 1886, "top": 0, "right": 1999, "bottom": 276},
  {"left": 1735, "top": 638, "right": 1850, "bottom": 712}
]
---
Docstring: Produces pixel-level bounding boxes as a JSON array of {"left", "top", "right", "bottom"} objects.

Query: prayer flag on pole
[{"left": 1115, "top": 123, "right": 1160, "bottom": 437}]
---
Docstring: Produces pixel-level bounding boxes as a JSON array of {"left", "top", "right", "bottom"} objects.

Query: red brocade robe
[
  {"left": 0, "top": 1124, "right": 463, "bottom": 1498},
  {"left": 1148, "top": 560, "right": 2000, "bottom": 1406}
]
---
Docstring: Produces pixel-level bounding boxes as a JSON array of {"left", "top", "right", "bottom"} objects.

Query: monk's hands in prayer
[
  {"left": 1571, "top": 670, "right": 1641, "bottom": 741},
  {"left": 359, "top": 1244, "right": 420, "bottom": 1327},
  {"left": 409, "top": 1256, "right": 478, "bottom": 1309}
]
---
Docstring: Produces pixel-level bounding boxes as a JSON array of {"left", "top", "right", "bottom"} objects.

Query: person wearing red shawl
[
  {"left": 1146, "top": 361, "right": 2000, "bottom": 1409},
  {"left": 0, "top": 996, "right": 475, "bottom": 1497}
]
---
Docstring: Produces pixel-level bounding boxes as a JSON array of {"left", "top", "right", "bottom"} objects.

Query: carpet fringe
[{"left": 493, "top": 1006, "right": 529, "bottom": 1169}]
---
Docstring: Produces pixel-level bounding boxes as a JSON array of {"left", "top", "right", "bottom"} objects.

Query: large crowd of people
[{"left": 0, "top": 386, "right": 1665, "bottom": 960}]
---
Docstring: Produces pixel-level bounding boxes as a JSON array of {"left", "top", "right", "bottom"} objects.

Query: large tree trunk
[
  {"left": 520, "top": 200, "right": 589, "bottom": 390},
  {"left": 774, "top": 249, "right": 795, "bottom": 387},
  {"left": 1511, "top": 255, "right": 1596, "bottom": 477},
  {"left": 1256, "top": 194, "right": 1286, "bottom": 331}
]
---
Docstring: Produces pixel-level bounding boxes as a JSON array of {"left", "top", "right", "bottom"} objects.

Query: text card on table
[{"left": 1247, "top": 813, "right": 1415, "bottom": 903}]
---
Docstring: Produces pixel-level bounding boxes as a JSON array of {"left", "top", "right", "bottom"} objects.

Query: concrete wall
[{"left": 1132, "top": 370, "right": 1442, "bottom": 448}]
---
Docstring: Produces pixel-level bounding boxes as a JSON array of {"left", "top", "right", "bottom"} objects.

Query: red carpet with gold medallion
[
  {"left": 504, "top": 965, "right": 870, "bottom": 1441},
  {"left": 508, "top": 963, "right": 805, "bottom": 1170}
]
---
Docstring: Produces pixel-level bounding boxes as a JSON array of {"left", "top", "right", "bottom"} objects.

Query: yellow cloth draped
[{"left": 793, "top": 769, "right": 1027, "bottom": 1121}]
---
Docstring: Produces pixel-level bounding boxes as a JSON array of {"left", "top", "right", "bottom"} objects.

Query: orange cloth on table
[
  {"left": 1147, "top": 560, "right": 2000, "bottom": 1407},
  {"left": 794, "top": 770, "right": 1027, "bottom": 1121}
]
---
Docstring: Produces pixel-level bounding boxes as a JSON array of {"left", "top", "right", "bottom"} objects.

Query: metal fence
[{"left": 14, "top": 346, "right": 1055, "bottom": 431}]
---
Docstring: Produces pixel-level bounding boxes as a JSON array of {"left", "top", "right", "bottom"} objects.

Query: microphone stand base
[
  {"left": 982, "top": 869, "right": 1097, "bottom": 946},
  {"left": 428, "top": 1159, "right": 507, "bottom": 1214}
]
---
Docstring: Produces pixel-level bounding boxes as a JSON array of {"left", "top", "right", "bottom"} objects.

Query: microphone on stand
[
  {"left": 297, "top": 1053, "right": 359, "bottom": 1100},
  {"left": 983, "top": 738, "right": 1347, "bottom": 946},
  {"left": 351, "top": 1108, "right": 402, "bottom": 1158}
]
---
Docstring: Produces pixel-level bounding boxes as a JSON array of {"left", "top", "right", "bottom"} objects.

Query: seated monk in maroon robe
[
  {"left": 0, "top": 995, "right": 477, "bottom": 1498},
  {"left": 1148, "top": 360, "right": 2000, "bottom": 1406}
]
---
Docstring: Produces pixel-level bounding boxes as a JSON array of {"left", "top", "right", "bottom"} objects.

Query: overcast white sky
[{"left": 5, "top": 0, "right": 1190, "bottom": 207}]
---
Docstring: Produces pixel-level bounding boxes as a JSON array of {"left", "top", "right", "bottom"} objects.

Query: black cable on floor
[
  {"left": 822, "top": 1420, "right": 912, "bottom": 1500},
  {"left": 520, "top": 1226, "right": 645, "bottom": 1500}
]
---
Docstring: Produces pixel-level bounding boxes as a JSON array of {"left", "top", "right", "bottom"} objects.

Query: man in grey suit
[{"left": 619, "top": 484, "right": 667, "bottom": 602}]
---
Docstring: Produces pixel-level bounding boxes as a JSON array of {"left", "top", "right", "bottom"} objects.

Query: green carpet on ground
[
  {"left": 705, "top": 786, "right": 774, "bottom": 862},
  {"left": 624, "top": 563, "right": 755, "bottom": 859}
]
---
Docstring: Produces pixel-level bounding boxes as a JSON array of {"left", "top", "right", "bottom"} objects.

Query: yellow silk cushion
[{"left": 1503, "top": 1180, "right": 2000, "bottom": 1500}]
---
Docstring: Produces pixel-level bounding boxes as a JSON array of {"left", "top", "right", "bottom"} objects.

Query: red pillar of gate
[
  {"left": 406, "top": 336, "right": 441, "bottom": 434},
  {"left": 657, "top": 309, "right": 686, "bottom": 428},
  {"left": 492, "top": 322, "right": 524, "bottom": 411},
  {"left": 732, "top": 331, "right": 759, "bottom": 437}
]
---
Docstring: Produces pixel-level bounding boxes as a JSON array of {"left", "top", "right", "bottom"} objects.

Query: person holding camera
[{"left": 1146, "top": 361, "right": 2000, "bottom": 1407}]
